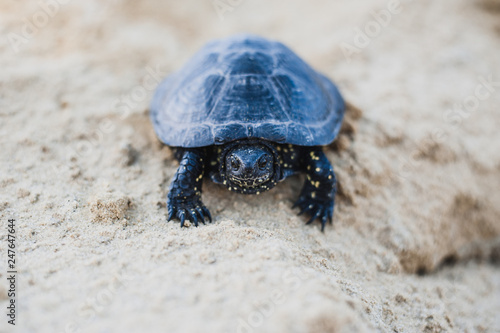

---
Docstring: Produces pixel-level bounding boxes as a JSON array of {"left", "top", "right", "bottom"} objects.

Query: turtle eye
[
  {"left": 231, "top": 157, "right": 241, "bottom": 171},
  {"left": 258, "top": 156, "right": 268, "bottom": 170}
]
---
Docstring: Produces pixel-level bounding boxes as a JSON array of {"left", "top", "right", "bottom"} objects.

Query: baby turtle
[{"left": 150, "top": 34, "right": 345, "bottom": 231}]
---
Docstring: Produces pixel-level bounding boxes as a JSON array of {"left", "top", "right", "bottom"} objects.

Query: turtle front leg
[
  {"left": 168, "top": 148, "right": 211, "bottom": 227},
  {"left": 293, "top": 148, "right": 336, "bottom": 231}
]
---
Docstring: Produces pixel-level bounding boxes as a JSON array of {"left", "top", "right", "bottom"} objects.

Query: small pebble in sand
[{"left": 89, "top": 191, "right": 132, "bottom": 223}]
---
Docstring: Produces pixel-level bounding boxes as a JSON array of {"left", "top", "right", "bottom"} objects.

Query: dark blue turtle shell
[{"left": 150, "top": 34, "right": 345, "bottom": 147}]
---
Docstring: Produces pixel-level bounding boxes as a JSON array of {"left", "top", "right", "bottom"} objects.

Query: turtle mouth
[{"left": 229, "top": 175, "right": 271, "bottom": 188}]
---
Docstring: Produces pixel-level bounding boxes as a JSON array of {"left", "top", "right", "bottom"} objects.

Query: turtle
[{"left": 150, "top": 34, "right": 345, "bottom": 231}]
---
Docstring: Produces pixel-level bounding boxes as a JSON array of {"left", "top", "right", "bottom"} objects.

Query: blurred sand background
[{"left": 1, "top": 0, "right": 500, "bottom": 332}]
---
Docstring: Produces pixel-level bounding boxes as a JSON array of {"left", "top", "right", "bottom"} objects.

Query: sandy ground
[{"left": 1, "top": 0, "right": 500, "bottom": 332}]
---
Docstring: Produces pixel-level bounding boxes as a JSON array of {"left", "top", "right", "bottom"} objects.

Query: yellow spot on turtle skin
[
  {"left": 200, "top": 158, "right": 203, "bottom": 162},
  {"left": 284, "top": 148, "right": 288, "bottom": 153},
  {"left": 277, "top": 146, "right": 281, "bottom": 151},
  {"left": 328, "top": 175, "right": 332, "bottom": 180},
  {"left": 284, "top": 163, "right": 288, "bottom": 168},
  {"left": 307, "top": 175, "right": 311, "bottom": 180},
  {"left": 291, "top": 155, "right": 295, "bottom": 160},
  {"left": 315, "top": 168, "right": 320, "bottom": 172},
  {"left": 311, "top": 192, "right": 316, "bottom": 199},
  {"left": 211, "top": 161, "right": 217, "bottom": 166},
  {"left": 256, "top": 191, "right": 260, "bottom": 195},
  {"left": 314, "top": 181, "right": 320, "bottom": 188},
  {"left": 307, "top": 165, "right": 311, "bottom": 170},
  {"left": 223, "top": 180, "right": 227, "bottom": 185},
  {"left": 288, "top": 144, "right": 293, "bottom": 148},
  {"left": 309, "top": 152, "right": 319, "bottom": 161},
  {"left": 309, "top": 204, "right": 313, "bottom": 209}
]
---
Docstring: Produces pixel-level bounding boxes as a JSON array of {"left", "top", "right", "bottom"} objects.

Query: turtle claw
[
  {"left": 167, "top": 198, "right": 212, "bottom": 228},
  {"left": 306, "top": 209, "right": 321, "bottom": 225},
  {"left": 167, "top": 207, "right": 174, "bottom": 222},
  {"left": 293, "top": 195, "right": 333, "bottom": 232},
  {"left": 190, "top": 210, "right": 199, "bottom": 227},
  {"left": 195, "top": 207, "right": 206, "bottom": 225},
  {"left": 179, "top": 211, "right": 186, "bottom": 227},
  {"left": 202, "top": 207, "right": 212, "bottom": 224}
]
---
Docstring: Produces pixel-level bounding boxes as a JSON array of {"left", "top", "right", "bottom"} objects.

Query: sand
[{"left": 1, "top": 0, "right": 500, "bottom": 332}]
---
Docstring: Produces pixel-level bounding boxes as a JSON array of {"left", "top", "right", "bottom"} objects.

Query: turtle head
[{"left": 221, "top": 141, "right": 280, "bottom": 194}]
